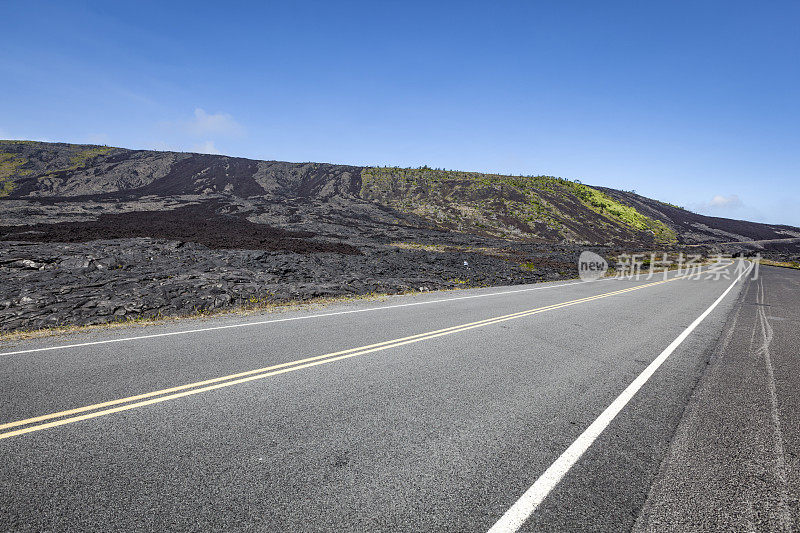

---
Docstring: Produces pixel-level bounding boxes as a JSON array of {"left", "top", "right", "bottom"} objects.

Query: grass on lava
[
  {"left": 756, "top": 258, "right": 800, "bottom": 270},
  {"left": 0, "top": 257, "right": 713, "bottom": 343},
  {"left": 0, "top": 285, "right": 493, "bottom": 343},
  {"left": 361, "top": 166, "right": 677, "bottom": 244}
]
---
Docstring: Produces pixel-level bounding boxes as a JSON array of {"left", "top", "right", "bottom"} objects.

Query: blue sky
[{"left": 2, "top": 1, "right": 798, "bottom": 225}]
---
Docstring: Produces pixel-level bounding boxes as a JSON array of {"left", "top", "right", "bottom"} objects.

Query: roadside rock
[{"left": 0, "top": 237, "right": 602, "bottom": 332}]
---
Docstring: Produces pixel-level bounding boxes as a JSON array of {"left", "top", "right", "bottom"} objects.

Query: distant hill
[
  {"left": 2, "top": 140, "right": 798, "bottom": 249},
  {"left": 3, "top": 139, "right": 799, "bottom": 332}
]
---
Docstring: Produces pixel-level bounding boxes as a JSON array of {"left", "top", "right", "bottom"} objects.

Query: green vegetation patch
[
  {"left": 68, "top": 146, "right": 112, "bottom": 170},
  {"left": 758, "top": 259, "right": 800, "bottom": 270},
  {"left": 0, "top": 152, "right": 30, "bottom": 177},
  {"left": 657, "top": 200, "right": 686, "bottom": 210},
  {"left": 559, "top": 181, "right": 677, "bottom": 244},
  {"left": 361, "top": 166, "right": 571, "bottom": 239},
  {"left": 362, "top": 166, "right": 677, "bottom": 244},
  {"left": 0, "top": 152, "right": 32, "bottom": 197}
]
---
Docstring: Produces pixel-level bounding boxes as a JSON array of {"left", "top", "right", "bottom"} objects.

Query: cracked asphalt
[{"left": 1, "top": 263, "right": 797, "bottom": 531}]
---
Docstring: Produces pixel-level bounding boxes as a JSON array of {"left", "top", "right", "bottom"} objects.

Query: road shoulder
[{"left": 634, "top": 266, "right": 800, "bottom": 532}]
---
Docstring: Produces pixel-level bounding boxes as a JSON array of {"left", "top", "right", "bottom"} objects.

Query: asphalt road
[{"left": 1, "top": 261, "right": 797, "bottom": 531}]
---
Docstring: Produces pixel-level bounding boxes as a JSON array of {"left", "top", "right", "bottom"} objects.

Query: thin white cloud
[
  {"left": 192, "top": 140, "right": 221, "bottom": 154},
  {"left": 185, "top": 108, "right": 244, "bottom": 137},
  {"left": 707, "top": 194, "right": 743, "bottom": 209},
  {"left": 154, "top": 108, "right": 244, "bottom": 156},
  {"left": 690, "top": 193, "right": 764, "bottom": 222}
]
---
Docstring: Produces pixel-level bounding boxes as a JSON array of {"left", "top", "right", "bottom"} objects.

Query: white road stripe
[
  {"left": 0, "top": 263, "right": 719, "bottom": 358},
  {"left": 487, "top": 262, "right": 752, "bottom": 533},
  {"left": 0, "top": 279, "right": 598, "bottom": 357}
]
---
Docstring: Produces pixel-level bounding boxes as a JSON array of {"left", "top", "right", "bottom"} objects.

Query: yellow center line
[
  {"left": 0, "top": 290, "right": 624, "bottom": 431},
  {"left": 0, "top": 266, "right": 727, "bottom": 441}
]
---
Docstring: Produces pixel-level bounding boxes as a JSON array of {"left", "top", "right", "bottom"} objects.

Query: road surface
[{"left": 1, "top": 262, "right": 797, "bottom": 531}]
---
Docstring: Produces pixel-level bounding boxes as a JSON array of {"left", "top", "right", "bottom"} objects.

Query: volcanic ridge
[{"left": 1, "top": 140, "right": 798, "bottom": 331}]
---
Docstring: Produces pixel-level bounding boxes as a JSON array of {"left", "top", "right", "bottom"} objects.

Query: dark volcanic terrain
[{"left": 1, "top": 140, "right": 798, "bottom": 332}]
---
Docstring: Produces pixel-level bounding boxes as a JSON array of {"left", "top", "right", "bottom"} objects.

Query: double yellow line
[{"left": 0, "top": 272, "right": 700, "bottom": 441}]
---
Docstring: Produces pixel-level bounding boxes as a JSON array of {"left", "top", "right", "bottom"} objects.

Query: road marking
[
  {"left": 486, "top": 262, "right": 752, "bottom": 533},
  {"left": 0, "top": 297, "right": 601, "bottom": 432},
  {"left": 0, "top": 263, "right": 708, "bottom": 358},
  {"left": 0, "top": 279, "right": 607, "bottom": 357},
  {"left": 0, "top": 267, "right": 726, "bottom": 440}
]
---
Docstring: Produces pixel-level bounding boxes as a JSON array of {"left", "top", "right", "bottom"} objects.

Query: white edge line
[
  {"left": 0, "top": 263, "right": 724, "bottom": 358},
  {"left": 487, "top": 261, "right": 752, "bottom": 533},
  {"left": 0, "top": 279, "right": 593, "bottom": 357}
]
